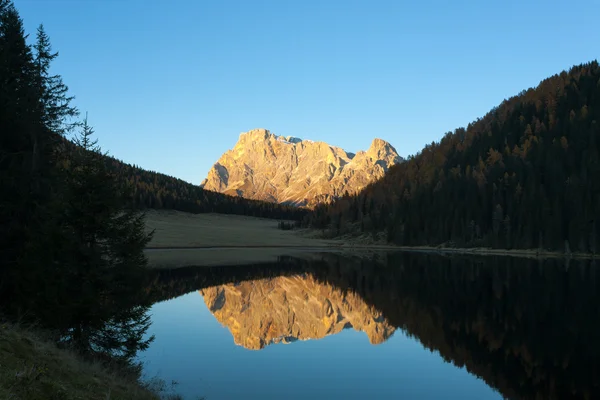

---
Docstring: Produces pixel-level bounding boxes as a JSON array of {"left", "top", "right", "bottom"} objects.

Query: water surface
[{"left": 139, "top": 253, "right": 600, "bottom": 399}]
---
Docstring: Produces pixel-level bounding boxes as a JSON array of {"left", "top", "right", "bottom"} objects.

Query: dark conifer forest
[
  {"left": 104, "top": 156, "right": 306, "bottom": 220},
  {"left": 308, "top": 62, "right": 600, "bottom": 253}
]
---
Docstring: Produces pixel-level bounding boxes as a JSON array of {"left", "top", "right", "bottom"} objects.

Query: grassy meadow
[
  {"left": 143, "top": 210, "right": 342, "bottom": 268},
  {"left": 144, "top": 209, "right": 334, "bottom": 248}
]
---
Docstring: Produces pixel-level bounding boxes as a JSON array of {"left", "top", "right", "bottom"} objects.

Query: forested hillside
[
  {"left": 104, "top": 155, "right": 306, "bottom": 220},
  {"left": 53, "top": 136, "right": 306, "bottom": 220},
  {"left": 308, "top": 62, "right": 600, "bottom": 253}
]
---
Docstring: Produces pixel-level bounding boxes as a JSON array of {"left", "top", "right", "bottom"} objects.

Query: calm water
[{"left": 138, "top": 253, "right": 600, "bottom": 400}]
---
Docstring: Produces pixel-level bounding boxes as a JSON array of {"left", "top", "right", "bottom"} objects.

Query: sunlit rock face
[
  {"left": 200, "top": 274, "right": 395, "bottom": 350},
  {"left": 201, "top": 128, "right": 402, "bottom": 207}
]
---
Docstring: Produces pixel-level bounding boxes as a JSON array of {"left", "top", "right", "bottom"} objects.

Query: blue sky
[{"left": 16, "top": 0, "right": 600, "bottom": 184}]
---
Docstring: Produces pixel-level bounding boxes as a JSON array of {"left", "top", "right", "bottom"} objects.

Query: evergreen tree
[
  {"left": 33, "top": 24, "right": 78, "bottom": 135},
  {"left": 55, "top": 116, "right": 154, "bottom": 367},
  {"left": 0, "top": 0, "right": 39, "bottom": 306},
  {"left": 0, "top": 3, "right": 78, "bottom": 316}
]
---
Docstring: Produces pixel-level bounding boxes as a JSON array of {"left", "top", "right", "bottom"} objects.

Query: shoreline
[
  {"left": 144, "top": 243, "right": 596, "bottom": 270},
  {"left": 143, "top": 211, "right": 596, "bottom": 268},
  {"left": 146, "top": 242, "right": 595, "bottom": 258},
  {"left": 387, "top": 245, "right": 596, "bottom": 260}
]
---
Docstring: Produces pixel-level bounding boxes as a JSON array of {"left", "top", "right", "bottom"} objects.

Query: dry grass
[
  {"left": 142, "top": 210, "right": 405, "bottom": 268},
  {"left": 144, "top": 210, "right": 346, "bottom": 268},
  {"left": 144, "top": 209, "right": 335, "bottom": 248},
  {"left": 0, "top": 323, "right": 159, "bottom": 400},
  {"left": 143, "top": 210, "right": 591, "bottom": 268}
]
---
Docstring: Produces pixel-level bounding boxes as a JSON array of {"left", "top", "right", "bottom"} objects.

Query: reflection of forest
[{"left": 147, "top": 253, "right": 600, "bottom": 400}]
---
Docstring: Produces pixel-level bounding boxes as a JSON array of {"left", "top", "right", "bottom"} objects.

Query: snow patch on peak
[
  {"left": 285, "top": 136, "right": 303, "bottom": 144},
  {"left": 276, "top": 135, "right": 303, "bottom": 145},
  {"left": 238, "top": 129, "right": 305, "bottom": 145}
]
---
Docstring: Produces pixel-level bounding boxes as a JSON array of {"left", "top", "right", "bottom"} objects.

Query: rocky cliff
[
  {"left": 201, "top": 128, "right": 402, "bottom": 207},
  {"left": 200, "top": 274, "right": 395, "bottom": 350}
]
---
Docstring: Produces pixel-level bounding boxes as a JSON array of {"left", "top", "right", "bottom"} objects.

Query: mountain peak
[
  {"left": 368, "top": 138, "right": 399, "bottom": 159},
  {"left": 239, "top": 128, "right": 270, "bottom": 140},
  {"left": 370, "top": 138, "right": 390, "bottom": 150},
  {"left": 202, "top": 129, "right": 403, "bottom": 207},
  {"left": 239, "top": 128, "right": 305, "bottom": 145}
]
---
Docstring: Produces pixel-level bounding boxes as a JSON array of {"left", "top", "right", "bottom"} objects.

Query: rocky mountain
[
  {"left": 200, "top": 274, "right": 395, "bottom": 350},
  {"left": 201, "top": 128, "right": 402, "bottom": 207}
]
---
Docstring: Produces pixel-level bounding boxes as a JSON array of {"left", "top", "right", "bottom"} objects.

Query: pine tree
[
  {"left": 56, "top": 116, "right": 155, "bottom": 367},
  {"left": 0, "top": 0, "right": 36, "bottom": 174},
  {"left": 0, "top": 0, "right": 39, "bottom": 307},
  {"left": 0, "top": 5, "right": 80, "bottom": 316},
  {"left": 33, "top": 24, "right": 78, "bottom": 135}
]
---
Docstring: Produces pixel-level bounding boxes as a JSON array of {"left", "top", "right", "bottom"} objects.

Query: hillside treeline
[
  {"left": 308, "top": 62, "right": 600, "bottom": 253},
  {"left": 104, "top": 156, "right": 306, "bottom": 220}
]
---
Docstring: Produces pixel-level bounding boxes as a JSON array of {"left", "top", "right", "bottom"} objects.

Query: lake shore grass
[
  {"left": 0, "top": 322, "right": 161, "bottom": 400},
  {"left": 144, "top": 209, "right": 337, "bottom": 248},
  {"left": 144, "top": 210, "right": 595, "bottom": 268},
  {"left": 143, "top": 209, "right": 398, "bottom": 268}
]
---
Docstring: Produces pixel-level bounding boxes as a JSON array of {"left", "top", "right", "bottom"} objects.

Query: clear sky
[{"left": 15, "top": 0, "right": 600, "bottom": 184}]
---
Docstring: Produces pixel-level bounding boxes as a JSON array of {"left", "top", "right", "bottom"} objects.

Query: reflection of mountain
[
  {"left": 200, "top": 274, "right": 395, "bottom": 350},
  {"left": 147, "top": 254, "right": 600, "bottom": 400}
]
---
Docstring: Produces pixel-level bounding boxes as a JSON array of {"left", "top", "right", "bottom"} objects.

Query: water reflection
[
  {"left": 143, "top": 253, "right": 600, "bottom": 400},
  {"left": 201, "top": 273, "right": 395, "bottom": 350}
]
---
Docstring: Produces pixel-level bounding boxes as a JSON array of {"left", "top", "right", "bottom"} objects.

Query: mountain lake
[{"left": 138, "top": 252, "right": 599, "bottom": 400}]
